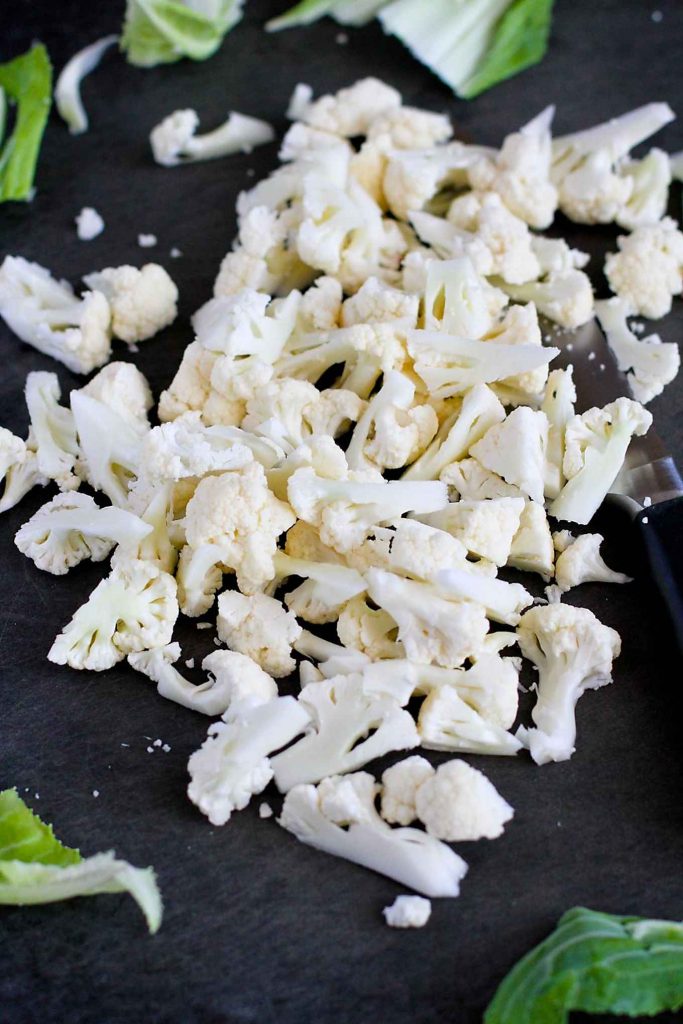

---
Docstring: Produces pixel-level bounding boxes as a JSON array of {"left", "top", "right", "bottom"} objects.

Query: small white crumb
[
  {"left": 75, "top": 206, "right": 105, "bottom": 240},
  {"left": 213, "top": 636, "right": 221, "bottom": 646},
  {"left": 121, "top": 742, "right": 130, "bottom": 747},
  {"left": 185, "top": 658, "right": 195, "bottom": 669},
  {"left": 128, "top": 342, "right": 140, "bottom": 354},
  {"left": 588, "top": 351, "right": 596, "bottom": 361},
  {"left": 162, "top": 743, "right": 171, "bottom": 753},
  {"left": 599, "top": 363, "right": 605, "bottom": 371},
  {"left": 643, "top": 496, "right": 652, "bottom": 507},
  {"left": 651, "top": 9, "right": 663, "bottom": 22},
  {"left": 138, "top": 233, "right": 157, "bottom": 248},
  {"left": 259, "top": 802, "right": 274, "bottom": 819},
  {"left": 153, "top": 739, "right": 162, "bottom": 748},
  {"left": 383, "top": 895, "right": 431, "bottom": 929},
  {"left": 336, "top": 32, "right": 349, "bottom": 45},
  {"left": 566, "top": 342, "right": 574, "bottom": 351},
  {"left": 34, "top": 793, "right": 40, "bottom": 800},
  {"left": 642, "top": 516, "right": 649, "bottom": 524},
  {"left": 196, "top": 622, "right": 212, "bottom": 630},
  {"left": 170, "top": 247, "right": 183, "bottom": 258},
  {"left": 632, "top": 321, "right": 645, "bottom": 334},
  {"left": 557, "top": 820, "right": 562, "bottom": 827},
  {"left": 146, "top": 746, "right": 154, "bottom": 753},
  {"left": 144, "top": 735, "right": 152, "bottom": 740},
  {"left": 545, "top": 584, "right": 563, "bottom": 604},
  {"left": 246, "top": 168, "right": 255, "bottom": 178},
  {"left": 93, "top": 789, "right": 99, "bottom": 798}
]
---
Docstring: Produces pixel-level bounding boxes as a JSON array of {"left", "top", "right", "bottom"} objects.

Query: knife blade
[{"left": 543, "top": 317, "right": 683, "bottom": 648}]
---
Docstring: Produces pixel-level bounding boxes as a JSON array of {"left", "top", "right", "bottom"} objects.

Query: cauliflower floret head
[
  {"left": 301, "top": 78, "right": 402, "bottom": 137},
  {"left": 216, "top": 590, "right": 302, "bottom": 678},
  {"left": 380, "top": 755, "right": 434, "bottom": 826},
  {"left": 202, "top": 649, "right": 279, "bottom": 719},
  {"left": 604, "top": 218, "right": 683, "bottom": 319},
  {"left": 80, "top": 362, "right": 153, "bottom": 431},
  {"left": 84, "top": 263, "right": 178, "bottom": 343},
  {"left": 415, "top": 759, "right": 514, "bottom": 841},
  {"left": 554, "top": 533, "right": 632, "bottom": 592},
  {"left": 336, "top": 595, "right": 402, "bottom": 661}
]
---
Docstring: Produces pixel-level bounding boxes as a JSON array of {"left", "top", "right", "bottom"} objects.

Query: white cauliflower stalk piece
[
  {"left": 70, "top": 391, "right": 146, "bottom": 507},
  {"left": 0, "top": 428, "right": 46, "bottom": 514},
  {"left": 216, "top": 591, "right": 301, "bottom": 678},
  {"left": 507, "top": 501, "right": 555, "bottom": 580},
  {"left": 48, "top": 560, "right": 178, "bottom": 671},
  {"left": 83, "top": 263, "right": 178, "bottom": 343},
  {"left": 604, "top": 219, "right": 683, "bottom": 320},
  {"left": 516, "top": 604, "right": 621, "bottom": 765},
  {"left": 554, "top": 533, "right": 632, "bottom": 592},
  {"left": 150, "top": 108, "right": 275, "bottom": 166},
  {"left": 415, "top": 760, "right": 514, "bottom": 841},
  {"left": 25, "top": 371, "right": 79, "bottom": 491},
  {"left": 380, "top": 755, "right": 434, "bottom": 826},
  {"left": 188, "top": 697, "right": 311, "bottom": 826},
  {"left": 15, "top": 492, "right": 151, "bottom": 575},
  {"left": 271, "top": 550, "right": 367, "bottom": 624},
  {"left": 278, "top": 772, "right": 468, "bottom": 898},
  {"left": 542, "top": 367, "right": 576, "bottom": 499},
  {"left": 271, "top": 674, "right": 419, "bottom": 791},
  {"left": 436, "top": 567, "right": 533, "bottom": 627},
  {"left": 0, "top": 256, "right": 111, "bottom": 373},
  {"left": 294, "top": 630, "right": 372, "bottom": 679},
  {"left": 595, "top": 297, "right": 680, "bottom": 404}
]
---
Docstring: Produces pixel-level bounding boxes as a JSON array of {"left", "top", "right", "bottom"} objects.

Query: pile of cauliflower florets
[{"left": 0, "top": 78, "right": 680, "bottom": 927}]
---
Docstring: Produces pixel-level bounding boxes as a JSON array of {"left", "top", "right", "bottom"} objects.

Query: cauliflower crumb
[
  {"left": 138, "top": 233, "right": 157, "bottom": 248},
  {"left": 259, "top": 802, "right": 274, "bottom": 819},
  {"left": 75, "top": 207, "right": 105, "bottom": 240},
  {"left": 383, "top": 895, "right": 432, "bottom": 929}
]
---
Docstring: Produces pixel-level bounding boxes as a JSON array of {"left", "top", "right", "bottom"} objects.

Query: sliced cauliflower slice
[
  {"left": 0, "top": 427, "right": 46, "bottom": 514},
  {"left": 554, "top": 533, "right": 632, "bottom": 592},
  {"left": 70, "top": 391, "right": 146, "bottom": 507},
  {"left": 507, "top": 501, "right": 555, "bottom": 580},
  {"left": 79, "top": 362, "right": 153, "bottom": 432},
  {"left": 15, "top": 492, "right": 151, "bottom": 575},
  {"left": 542, "top": 366, "right": 577, "bottom": 499},
  {"left": 380, "top": 755, "right": 434, "bottom": 826},
  {"left": 415, "top": 760, "right": 514, "bottom": 841},
  {"left": 278, "top": 772, "right": 468, "bottom": 898},
  {"left": 0, "top": 255, "right": 111, "bottom": 374},
  {"left": 83, "top": 264, "right": 178, "bottom": 343},
  {"left": 417, "top": 684, "right": 522, "bottom": 757},
  {"left": 48, "top": 560, "right": 178, "bottom": 671},
  {"left": 469, "top": 407, "right": 548, "bottom": 505},
  {"left": 345, "top": 370, "right": 438, "bottom": 473},
  {"left": 419, "top": 497, "right": 525, "bottom": 566},
  {"left": 595, "top": 296, "right": 680, "bottom": 404},
  {"left": 337, "top": 595, "right": 402, "bottom": 661},
  {"left": 216, "top": 591, "right": 302, "bottom": 678},
  {"left": 188, "top": 697, "right": 311, "bottom": 826},
  {"left": 604, "top": 218, "right": 683, "bottom": 320},
  {"left": 25, "top": 371, "right": 80, "bottom": 491}
]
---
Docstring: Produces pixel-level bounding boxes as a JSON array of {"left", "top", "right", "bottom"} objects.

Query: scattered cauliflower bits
[{"left": 3, "top": 76, "right": 680, "bottom": 921}]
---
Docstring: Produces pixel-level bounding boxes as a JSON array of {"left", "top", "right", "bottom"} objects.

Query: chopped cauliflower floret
[
  {"left": 507, "top": 501, "right": 554, "bottom": 580},
  {"left": 420, "top": 497, "right": 525, "bottom": 566},
  {"left": 300, "top": 78, "right": 402, "bottom": 137},
  {"left": 440, "top": 458, "right": 522, "bottom": 501},
  {"left": 297, "top": 276, "right": 343, "bottom": 331},
  {"left": 150, "top": 108, "right": 274, "bottom": 167},
  {"left": 554, "top": 533, "right": 632, "bottom": 592},
  {"left": 83, "top": 263, "right": 178, "bottom": 343},
  {"left": 24, "top": 371, "right": 80, "bottom": 491},
  {"left": 0, "top": 427, "right": 46, "bottom": 514},
  {"left": 216, "top": 590, "right": 302, "bottom": 678},
  {"left": 469, "top": 407, "right": 548, "bottom": 505},
  {"left": 383, "top": 895, "right": 432, "bottom": 929},
  {"left": 336, "top": 595, "right": 402, "bottom": 660},
  {"left": 446, "top": 191, "right": 540, "bottom": 285},
  {"left": 346, "top": 370, "right": 438, "bottom": 472},
  {"left": 80, "top": 362, "right": 153, "bottom": 431},
  {"left": 341, "top": 277, "right": 419, "bottom": 327},
  {"left": 368, "top": 106, "right": 452, "bottom": 149},
  {"left": 604, "top": 218, "right": 683, "bottom": 320},
  {"left": 380, "top": 755, "right": 434, "bottom": 826},
  {"left": 595, "top": 296, "right": 680, "bottom": 404},
  {"left": 142, "top": 413, "right": 254, "bottom": 482},
  {"left": 415, "top": 760, "right": 514, "bottom": 841}
]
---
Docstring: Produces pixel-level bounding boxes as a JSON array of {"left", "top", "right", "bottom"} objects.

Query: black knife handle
[{"left": 636, "top": 497, "right": 683, "bottom": 650}]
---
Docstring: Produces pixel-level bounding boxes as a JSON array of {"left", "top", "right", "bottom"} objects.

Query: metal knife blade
[{"left": 543, "top": 318, "right": 683, "bottom": 510}]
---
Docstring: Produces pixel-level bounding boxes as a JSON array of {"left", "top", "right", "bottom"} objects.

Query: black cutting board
[{"left": 1, "top": 2, "right": 683, "bottom": 1022}]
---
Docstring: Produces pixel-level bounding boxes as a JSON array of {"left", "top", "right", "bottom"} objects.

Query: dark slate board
[{"left": 1, "top": 2, "right": 682, "bottom": 1022}]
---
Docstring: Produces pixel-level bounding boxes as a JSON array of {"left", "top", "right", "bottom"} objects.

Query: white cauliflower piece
[
  {"left": 616, "top": 148, "right": 672, "bottom": 230},
  {"left": 436, "top": 567, "right": 533, "bottom": 627},
  {"left": 516, "top": 604, "right": 621, "bottom": 764},
  {"left": 150, "top": 108, "right": 274, "bottom": 166},
  {"left": 216, "top": 590, "right": 301, "bottom": 678},
  {"left": 141, "top": 413, "right": 254, "bottom": 483},
  {"left": 278, "top": 772, "right": 468, "bottom": 898},
  {"left": 113, "top": 479, "right": 179, "bottom": 574},
  {"left": 337, "top": 595, "right": 402, "bottom": 661},
  {"left": 79, "top": 362, "right": 153, "bottom": 431},
  {"left": 299, "top": 78, "right": 401, "bottom": 137},
  {"left": 383, "top": 895, "right": 432, "bottom": 929},
  {"left": 413, "top": 652, "right": 520, "bottom": 733},
  {"left": 501, "top": 269, "right": 594, "bottom": 329},
  {"left": 507, "top": 501, "right": 555, "bottom": 580},
  {"left": 70, "top": 390, "right": 146, "bottom": 507},
  {"left": 368, "top": 106, "right": 452, "bottom": 149},
  {"left": 604, "top": 218, "right": 683, "bottom": 320},
  {"left": 157, "top": 342, "right": 220, "bottom": 423},
  {"left": 542, "top": 367, "right": 577, "bottom": 499},
  {"left": 418, "top": 676, "right": 522, "bottom": 756},
  {"left": 83, "top": 263, "right": 178, "bottom": 343},
  {"left": 271, "top": 550, "right": 366, "bottom": 624},
  {"left": 595, "top": 296, "right": 680, "bottom": 404},
  {"left": 551, "top": 397, "right": 652, "bottom": 525},
  {"left": 366, "top": 568, "right": 489, "bottom": 669},
  {"left": 420, "top": 497, "right": 525, "bottom": 566},
  {"left": 297, "top": 275, "right": 343, "bottom": 331},
  {"left": 25, "top": 371, "right": 80, "bottom": 491},
  {"left": 0, "top": 427, "right": 46, "bottom": 514},
  {"left": 188, "top": 697, "right": 311, "bottom": 826},
  {"left": 345, "top": 370, "right": 437, "bottom": 472},
  {"left": 294, "top": 630, "right": 371, "bottom": 679},
  {"left": 243, "top": 378, "right": 362, "bottom": 455},
  {"left": 441, "top": 458, "right": 522, "bottom": 501},
  {"left": 484, "top": 303, "right": 549, "bottom": 405},
  {"left": 380, "top": 755, "right": 434, "bottom": 826},
  {"left": 0, "top": 255, "right": 111, "bottom": 374},
  {"left": 15, "top": 492, "right": 151, "bottom": 575},
  {"left": 468, "top": 107, "right": 558, "bottom": 228},
  {"left": 48, "top": 560, "right": 178, "bottom": 671},
  {"left": 415, "top": 760, "right": 514, "bottom": 841},
  {"left": 446, "top": 191, "right": 540, "bottom": 284},
  {"left": 469, "top": 408, "right": 549, "bottom": 505},
  {"left": 383, "top": 142, "right": 483, "bottom": 220},
  {"left": 271, "top": 674, "right": 419, "bottom": 792},
  {"left": 554, "top": 533, "right": 632, "bottom": 592},
  {"left": 341, "top": 277, "right": 419, "bottom": 328}
]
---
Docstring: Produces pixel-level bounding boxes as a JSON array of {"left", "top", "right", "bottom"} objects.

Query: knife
[{"left": 546, "top": 318, "right": 683, "bottom": 649}]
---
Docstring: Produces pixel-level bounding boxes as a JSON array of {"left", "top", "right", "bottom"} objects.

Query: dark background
[{"left": 1, "top": 2, "right": 682, "bottom": 1022}]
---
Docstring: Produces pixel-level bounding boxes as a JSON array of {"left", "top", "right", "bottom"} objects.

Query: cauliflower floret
[
  {"left": 216, "top": 590, "right": 302, "bottom": 678},
  {"left": 366, "top": 568, "right": 489, "bottom": 669},
  {"left": 150, "top": 108, "right": 275, "bottom": 166},
  {"left": 517, "top": 604, "right": 621, "bottom": 764},
  {"left": 383, "top": 894, "right": 432, "bottom": 929},
  {"left": 507, "top": 501, "right": 555, "bottom": 580},
  {"left": 468, "top": 107, "right": 557, "bottom": 228},
  {"left": 25, "top": 371, "right": 80, "bottom": 491},
  {"left": 337, "top": 595, "right": 402, "bottom": 660},
  {"left": 440, "top": 458, "right": 522, "bottom": 501},
  {"left": 420, "top": 497, "right": 525, "bottom": 566},
  {"left": 446, "top": 191, "right": 540, "bottom": 285},
  {"left": 436, "top": 567, "right": 533, "bottom": 627},
  {"left": 297, "top": 276, "right": 343, "bottom": 331},
  {"left": 141, "top": 413, "right": 254, "bottom": 483},
  {"left": 284, "top": 520, "right": 346, "bottom": 565},
  {"left": 271, "top": 550, "right": 366, "bottom": 624},
  {"left": 367, "top": 106, "right": 452, "bottom": 149},
  {"left": 79, "top": 362, "right": 153, "bottom": 431},
  {"left": 542, "top": 366, "right": 577, "bottom": 499},
  {"left": 346, "top": 370, "right": 438, "bottom": 473},
  {"left": 271, "top": 674, "right": 419, "bottom": 792},
  {"left": 501, "top": 269, "right": 594, "bottom": 329},
  {"left": 417, "top": 682, "right": 522, "bottom": 756},
  {"left": 383, "top": 142, "right": 480, "bottom": 221},
  {"left": 616, "top": 148, "right": 672, "bottom": 230},
  {"left": 595, "top": 296, "right": 680, "bottom": 405},
  {"left": 604, "top": 218, "right": 683, "bottom": 320},
  {"left": 0, "top": 255, "right": 111, "bottom": 374},
  {"left": 83, "top": 263, "right": 178, "bottom": 343},
  {"left": 70, "top": 390, "right": 147, "bottom": 507},
  {"left": 300, "top": 78, "right": 402, "bottom": 137},
  {"left": 48, "top": 560, "right": 178, "bottom": 671},
  {"left": 415, "top": 760, "right": 514, "bottom": 841},
  {"left": 14, "top": 492, "right": 151, "bottom": 575},
  {"left": 380, "top": 755, "right": 434, "bottom": 826},
  {"left": 483, "top": 303, "right": 549, "bottom": 404},
  {"left": 158, "top": 342, "right": 219, "bottom": 423},
  {"left": 551, "top": 397, "right": 652, "bottom": 525},
  {"left": 0, "top": 427, "right": 46, "bottom": 514},
  {"left": 413, "top": 652, "right": 520, "bottom": 733},
  {"left": 278, "top": 771, "right": 468, "bottom": 897},
  {"left": 355, "top": 519, "right": 492, "bottom": 584},
  {"left": 469, "top": 407, "right": 549, "bottom": 505},
  {"left": 201, "top": 650, "right": 279, "bottom": 717},
  {"left": 554, "top": 533, "right": 632, "bottom": 592},
  {"left": 188, "top": 697, "right": 311, "bottom": 826},
  {"left": 243, "top": 378, "right": 364, "bottom": 455},
  {"left": 341, "top": 277, "right": 419, "bottom": 327},
  {"left": 113, "top": 479, "right": 179, "bottom": 574},
  {"left": 182, "top": 462, "right": 296, "bottom": 598}
]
